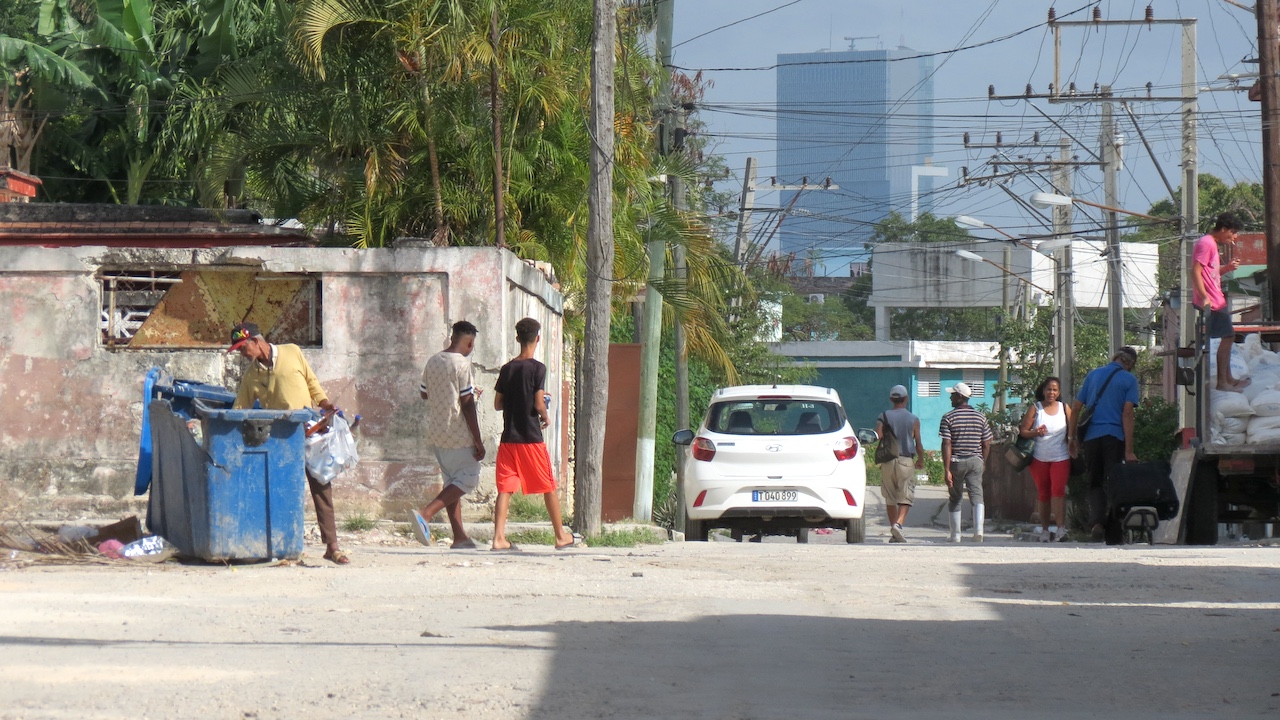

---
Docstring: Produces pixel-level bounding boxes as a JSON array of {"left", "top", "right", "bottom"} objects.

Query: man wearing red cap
[{"left": 229, "top": 321, "right": 348, "bottom": 564}]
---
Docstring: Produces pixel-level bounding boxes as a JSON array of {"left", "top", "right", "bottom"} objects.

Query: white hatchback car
[{"left": 672, "top": 385, "right": 870, "bottom": 543}]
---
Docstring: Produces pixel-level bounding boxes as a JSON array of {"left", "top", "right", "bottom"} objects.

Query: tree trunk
[
  {"left": 489, "top": 7, "right": 507, "bottom": 248},
  {"left": 574, "top": 0, "right": 616, "bottom": 538}
]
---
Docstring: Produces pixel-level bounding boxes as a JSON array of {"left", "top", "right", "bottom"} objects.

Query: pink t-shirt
[{"left": 1192, "top": 234, "right": 1225, "bottom": 310}]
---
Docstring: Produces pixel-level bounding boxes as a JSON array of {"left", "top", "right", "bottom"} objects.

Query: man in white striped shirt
[{"left": 411, "top": 321, "right": 486, "bottom": 549}]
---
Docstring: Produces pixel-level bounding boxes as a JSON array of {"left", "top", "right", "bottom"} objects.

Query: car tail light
[
  {"left": 833, "top": 436, "right": 858, "bottom": 461},
  {"left": 692, "top": 437, "right": 716, "bottom": 461},
  {"left": 693, "top": 490, "right": 707, "bottom": 507},
  {"left": 843, "top": 489, "right": 858, "bottom": 506}
]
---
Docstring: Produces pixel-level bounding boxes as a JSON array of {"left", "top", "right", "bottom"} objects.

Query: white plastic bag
[{"left": 305, "top": 414, "right": 359, "bottom": 484}]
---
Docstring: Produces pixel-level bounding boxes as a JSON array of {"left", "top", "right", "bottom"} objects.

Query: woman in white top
[{"left": 1018, "top": 377, "right": 1074, "bottom": 541}]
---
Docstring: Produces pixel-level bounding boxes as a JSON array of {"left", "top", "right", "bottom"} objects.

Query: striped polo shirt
[{"left": 939, "top": 404, "right": 992, "bottom": 458}]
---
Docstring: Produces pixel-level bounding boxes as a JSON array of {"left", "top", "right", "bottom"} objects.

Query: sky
[{"left": 670, "top": 0, "right": 1263, "bottom": 253}]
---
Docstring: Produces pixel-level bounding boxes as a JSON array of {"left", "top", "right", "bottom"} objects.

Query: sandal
[{"left": 323, "top": 549, "right": 351, "bottom": 565}]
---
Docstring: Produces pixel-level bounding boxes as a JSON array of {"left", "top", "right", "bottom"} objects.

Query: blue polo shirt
[{"left": 1076, "top": 361, "right": 1139, "bottom": 442}]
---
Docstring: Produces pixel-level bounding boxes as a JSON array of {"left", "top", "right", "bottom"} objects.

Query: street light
[
  {"left": 1029, "top": 192, "right": 1164, "bottom": 221},
  {"left": 955, "top": 215, "right": 1020, "bottom": 240}
]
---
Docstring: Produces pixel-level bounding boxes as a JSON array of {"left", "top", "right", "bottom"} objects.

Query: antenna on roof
[
  {"left": 843, "top": 35, "right": 879, "bottom": 51},
  {"left": 773, "top": 375, "right": 781, "bottom": 389}
]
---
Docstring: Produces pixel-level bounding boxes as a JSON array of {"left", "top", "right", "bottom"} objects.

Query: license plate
[{"left": 752, "top": 490, "right": 797, "bottom": 502}]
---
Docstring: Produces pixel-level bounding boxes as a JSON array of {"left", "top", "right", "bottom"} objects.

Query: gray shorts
[
  {"left": 1206, "top": 307, "right": 1234, "bottom": 340},
  {"left": 879, "top": 456, "right": 916, "bottom": 506},
  {"left": 431, "top": 445, "right": 481, "bottom": 494}
]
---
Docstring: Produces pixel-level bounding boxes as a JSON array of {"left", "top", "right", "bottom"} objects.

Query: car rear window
[{"left": 705, "top": 400, "right": 843, "bottom": 435}]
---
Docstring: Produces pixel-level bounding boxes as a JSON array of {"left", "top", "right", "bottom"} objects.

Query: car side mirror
[
  {"left": 856, "top": 428, "right": 878, "bottom": 445},
  {"left": 672, "top": 429, "right": 695, "bottom": 445}
]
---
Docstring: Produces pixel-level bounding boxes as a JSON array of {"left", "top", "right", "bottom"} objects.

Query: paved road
[{"left": 3, "top": 501, "right": 1278, "bottom": 720}]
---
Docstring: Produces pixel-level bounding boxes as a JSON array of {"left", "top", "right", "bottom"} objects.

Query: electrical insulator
[
  {"left": 1033, "top": 131, "right": 1041, "bottom": 143},
  {"left": 1145, "top": 5, "right": 1154, "bottom": 23},
  {"left": 1069, "top": 82, "right": 1078, "bottom": 95},
  {"left": 822, "top": 177, "right": 832, "bottom": 189},
  {"left": 996, "top": 131, "right": 1003, "bottom": 146},
  {"left": 963, "top": 132, "right": 971, "bottom": 147},
  {"left": 988, "top": 84, "right": 995, "bottom": 98},
  {"left": 801, "top": 176, "right": 808, "bottom": 186},
  {"left": 1025, "top": 83, "right": 1033, "bottom": 97},
  {"left": 1048, "top": 7, "right": 1056, "bottom": 22},
  {"left": 1146, "top": 81, "right": 1153, "bottom": 97},
  {"left": 1092, "top": 7, "right": 1102, "bottom": 22}
]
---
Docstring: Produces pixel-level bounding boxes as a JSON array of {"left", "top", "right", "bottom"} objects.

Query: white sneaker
[
  {"left": 889, "top": 524, "right": 906, "bottom": 543},
  {"left": 410, "top": 509, "right": 432, "bottom": 547}
]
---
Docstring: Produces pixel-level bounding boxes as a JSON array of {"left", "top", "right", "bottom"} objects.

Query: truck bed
[{"left": 1201, "top": 442, "right": 1280, "bottom": 456}]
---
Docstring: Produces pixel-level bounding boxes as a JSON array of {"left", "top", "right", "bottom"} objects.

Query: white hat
[
  {"left": 945, "top": 382, "right": 973, "bottom": 398},
  {"left": 889, "top": 385, "right": 909, "bottom": 398}
]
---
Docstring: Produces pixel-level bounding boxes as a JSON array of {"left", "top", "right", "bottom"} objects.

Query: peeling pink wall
[{"left": 0, "top": 246, "right": 565, "bottom": 518}]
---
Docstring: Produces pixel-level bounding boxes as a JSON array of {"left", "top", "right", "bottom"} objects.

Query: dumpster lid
[
  {"left": 193, "top": 398, "right": 314, "bottom": 423},
  {"left": 159, "top": 379, "right": 237, "bottom": 403}
]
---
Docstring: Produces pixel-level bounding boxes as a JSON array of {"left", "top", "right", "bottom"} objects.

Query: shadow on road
[{"left": 502, "top": 560, "right": 1280, "bottom": 719}]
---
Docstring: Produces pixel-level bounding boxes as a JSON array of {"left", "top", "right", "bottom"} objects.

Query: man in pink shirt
[{"left": 1191, "top": 212, "right": 1247, "bottom": 391}]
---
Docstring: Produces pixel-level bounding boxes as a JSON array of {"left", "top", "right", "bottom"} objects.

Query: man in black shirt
[{"left": 491, "top": 318, "right": 576, "bottom": 550}]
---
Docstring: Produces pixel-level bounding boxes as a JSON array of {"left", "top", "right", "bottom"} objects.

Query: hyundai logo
[{"left": 765, "top": 444, "right": 782, "bottom": 452}]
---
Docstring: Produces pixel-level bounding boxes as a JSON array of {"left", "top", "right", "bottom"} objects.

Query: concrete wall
[{"left": 0, "top": 245, "right": 563, "bottom": 519}]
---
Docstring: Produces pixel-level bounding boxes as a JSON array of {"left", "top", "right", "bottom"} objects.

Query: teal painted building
[{"left": 774, "top": 341, "right": 1003, "bottom": 451}]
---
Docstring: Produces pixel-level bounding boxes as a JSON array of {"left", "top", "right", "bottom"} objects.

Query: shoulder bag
[
  {"left": 1075, "top": 366, "right": 1123, "bottom": 437},
  {"left": 1005, "top": 404, "right": 1038, "bottom": 471},
  {"left": 874, "top": 412, "right": 901, "bottom": 465}
]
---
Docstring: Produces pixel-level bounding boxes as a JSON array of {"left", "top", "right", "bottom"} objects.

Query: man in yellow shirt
[{"left": 229, "top": 322, "right": 348, "bottom": 564}]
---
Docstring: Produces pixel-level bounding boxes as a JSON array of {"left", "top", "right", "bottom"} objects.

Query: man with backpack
[{"left": 875, "top": 385, "right": 924, "bottom": 543}]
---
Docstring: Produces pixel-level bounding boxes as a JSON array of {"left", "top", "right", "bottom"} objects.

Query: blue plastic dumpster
[
  {"left": 146, "top": 394, "right": 312, "bottom": 562},
  {"left": 136, "top": 374, "right": 237, "bottom": 495}
]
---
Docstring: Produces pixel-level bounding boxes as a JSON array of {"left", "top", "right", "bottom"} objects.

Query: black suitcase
[{"left": 1105, "top": 460, "right": 1179, "bottom": 521}]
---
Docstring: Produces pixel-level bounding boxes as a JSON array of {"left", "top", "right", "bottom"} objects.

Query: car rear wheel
[
  {"left": 685, "top": 517, "right": 709, "bottom": 542},
  {"left": 795, "top": 528, "right": 809, "bottom": 543},
  {"left": 845, "top": 517, "right": 865, "bottom": 544}
]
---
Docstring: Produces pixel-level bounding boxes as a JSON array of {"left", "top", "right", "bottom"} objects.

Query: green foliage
[
  {"left": 781, "top": 292, "right": 871, "bottom": 341},
  {"left": 1132, "top": 397, "right": 1179, "bottom": 462},
  {"left": 1129, "top": 173, "right": 1265, "bottom": 293},
  {"left": 506, "top": 493, "right": 550, "bottom": 522},
  {"left": 586, "top": 527, "right": 665, "bottom": 547},
  {"left": 341, "top": 513, "right": 375, "bottom": 532}
]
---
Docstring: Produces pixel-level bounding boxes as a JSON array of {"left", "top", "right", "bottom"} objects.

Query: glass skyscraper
[{"left": 775, "top": 45, "right": 936, "bottom": 276}]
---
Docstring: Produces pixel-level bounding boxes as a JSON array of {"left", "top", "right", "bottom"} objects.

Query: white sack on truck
[
  {"left": 1210, "top": 389, "right": 1255, "bottom": 419},
  {"left": 1248, "top": 414, "right": 1280, "bottom": 443},
  {"left": 1250, "top": 388, "right": 1280, "bottom": 417},
  {"left": 1208, "top": 337, "right": 1251, "bottom": 384}
]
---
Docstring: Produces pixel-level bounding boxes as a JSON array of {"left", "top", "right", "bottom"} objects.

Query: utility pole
[
  {"left": 1260, "top": 1, "right": 1280, "bottom": 322},
  {"left": 574, "top": 0, "right": 617, "bottom": 539},
  {"left": 732, "top": 157, "right": 758, "bottom": 266},
  {"left": 1178, "top": 17, "right": 1200, "bottom": 431},
  {"left": 996, "top": 243, "right": 1011, "bottom": 414},
  {"left": 1053, "top": 138, "right": 1076, "bottom": 402},
  {"left": 634, "top": 0, "right": 674, "bottom": 522},
  {"left": 1101, "top": 89, "right": 1124, "bottom": 352}
]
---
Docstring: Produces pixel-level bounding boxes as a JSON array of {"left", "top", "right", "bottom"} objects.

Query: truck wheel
[
  {"left": 846, "top": 517, "right": 866, "bottom": 544},
  {"left": 795, "top": 528, "right": 809, "bottom": 544},
  {"left": 1185, "top": 465, "right": 1219, "bottom": 546},
  {"left": 685, "top": 517, "right": 709, "bottom": 542}
]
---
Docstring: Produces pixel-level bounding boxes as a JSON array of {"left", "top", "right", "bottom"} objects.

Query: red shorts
[
  {"left": 1030, "top": 458, "right": 1071, "bottom": 502},
  {"left": 495, "top": 442, "right": 556, "bottom": 495}
]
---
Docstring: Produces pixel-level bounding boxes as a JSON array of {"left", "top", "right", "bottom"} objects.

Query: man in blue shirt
[{"left": 1070, "top": 346, "right": 1140, "bottom": 542}]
